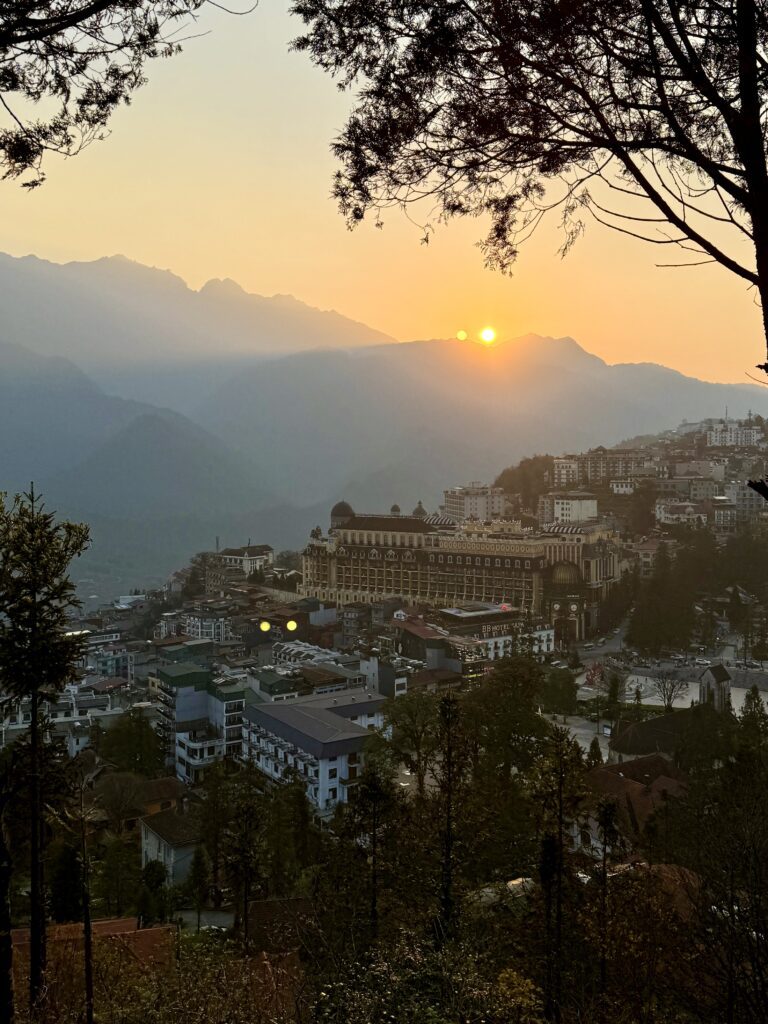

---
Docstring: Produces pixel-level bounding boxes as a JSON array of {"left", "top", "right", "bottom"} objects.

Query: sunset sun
[{"left": 480, "top": 327, "right": 496, "bottom": 345}]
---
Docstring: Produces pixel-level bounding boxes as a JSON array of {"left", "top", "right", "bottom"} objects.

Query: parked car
[{"left": 695, "top": 658, "right": 711, "bottom": 667}]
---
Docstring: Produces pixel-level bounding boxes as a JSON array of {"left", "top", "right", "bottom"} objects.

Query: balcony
[{"left": 177, "top": 730, "right": 224, "bottom": 765}]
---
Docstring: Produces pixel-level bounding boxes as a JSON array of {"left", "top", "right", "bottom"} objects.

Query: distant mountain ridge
[
  {"left": 198, "top": 333, "right": 768, "bottom": 508},
  {"left": 1, "top": 251, "right": 766, "bottom": 596},
  {"left": 0, "top": 251, "right": 395, "bottom": 411}
]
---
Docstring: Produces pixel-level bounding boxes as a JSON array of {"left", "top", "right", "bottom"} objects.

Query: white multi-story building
[
  {"left": 552, "top": 493, "right": 598, "bottom": 523},
  {"left": 182, "top": 606, "right": 235, "bottom": 642},
  {"left": 654, "top": 499, "right": 708, "bottom": 527},
  {"left": 242, "top": 689, "right": 386, "bottom": 814},
  {"left": 442, "top": 483, "right": 506, "bottom": 522},
  {"left": 610, "top": 479, "right": 636, "bottom": 495},
  {"left": 218, "top": 544, "right": 274, "bottom": 576},
  {"left": 476, "top": 624, "right": 555, "bottom": 660},
  {"left": 151, "top": 664, "right": 246, "bottom": 784},
  {"left": 706, "top": 423, "right": 761, "bottom": 447}
]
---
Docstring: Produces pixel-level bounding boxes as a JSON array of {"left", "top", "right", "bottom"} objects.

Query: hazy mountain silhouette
[
  {"left": 46, "top": 413, "right": 270, "bottom": 519},
  {"left": 0, "top": 340, "right": 278, "bottom": 589},
  {"left": 0, "top": 338, "right": 151, "bottom": 491},
  {"left": 198, "top": 334, "right": 767, "bottom": 508},
  {"left": 3, "top": 266, "right": 767, "bottom": 597},
  {"left": 0, "top": 252, "right": 394, "bottom": 411}
]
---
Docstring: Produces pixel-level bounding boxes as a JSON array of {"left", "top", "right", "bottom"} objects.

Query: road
[{"left": 572, "top": 622, "right": 768, "bottom": 714}]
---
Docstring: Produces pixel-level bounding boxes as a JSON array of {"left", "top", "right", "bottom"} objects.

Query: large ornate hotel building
[{"left": 301, "top": 502, "right": 623, "bottom": 640}]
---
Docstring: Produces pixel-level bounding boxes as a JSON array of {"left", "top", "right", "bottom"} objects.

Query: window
[
  {"left": 504, "top": 559, "right": 510, "bottom": 567},
  {"left": 525, "top": 560, "right": 530, "bottom": 568},
  {"left": 447, "top": 556, "right": 453, "bottom": 564},
  {"left": 484, "top": 558, "right": 490, "bottom": 566},
  {"left": 495, "top": 559, "right": 501, "bottom": 566},
  {"left": 329, "top": 768, "right": 337, "bottom": 779},
  {"left": 328, "top": 787, "right": 337, "bottom": 800}
]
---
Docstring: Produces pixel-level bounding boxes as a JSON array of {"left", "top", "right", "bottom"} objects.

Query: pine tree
[
  {"left": 221, "top": 764, "right": 266, "bottom": 952},
  {"left": 187, "top": 847, "right": 211, "bottom": 933},
  {"left": 586, "top": 737, "right": 603, "bottom": 769},
  {"left": 532, "top": 727, "right": 587, "bottom": 1021},
  {"left": 739, "top": 686, "right": 768, "bottom": 751},
  {"left": 0, "top": 489, "right": 88, "bottom": 1009}
]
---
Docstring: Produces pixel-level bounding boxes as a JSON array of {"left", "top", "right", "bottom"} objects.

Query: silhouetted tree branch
[
  {"left": 0, "top": 2, "right": 257, "bottom": 185},
  {"left": 293, "top": 1, "right": 768, "bottom": 367}
]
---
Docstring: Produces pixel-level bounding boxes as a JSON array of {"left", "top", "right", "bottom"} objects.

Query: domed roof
[
  {"left": 551, "top": 561, "right": 581, "bottom": 586},
  {"left": 331, "top": 500, "right": 354, "bottom": 519},
  {"left": 412, "top": 500, "right": 427, "bottom": 518},
  {"left": 390, "top": 504, "right": 401, "bottom": 516}
]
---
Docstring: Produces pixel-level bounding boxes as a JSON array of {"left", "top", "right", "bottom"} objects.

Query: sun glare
[
  {"left": 456, "top": 329, "right": 468, "bottom": 341},
  {"left": 480, "top": 327, "right": 496, "bottom": 344}
]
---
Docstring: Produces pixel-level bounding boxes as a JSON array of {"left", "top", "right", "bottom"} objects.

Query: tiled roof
[
  {"left": 588, "top": 755, "right": 687, "bottom": 835},
  {"left": 141, "top": 809, "right": 200, "bottom": 847},
  {"left": 610, "top": 706, "right": 704, "bottom": 756},
  {"left": 221, "top": 545, "right": 273, "bottom": 557},
  {"left": 245, "top": 702, "right": 372, "bottom": 759},
  {"left": 701, "top": 663, "right": 731, "bottom": 684},
  {"left": 343, "top": 515, "right": 435, "bottom": 533}
]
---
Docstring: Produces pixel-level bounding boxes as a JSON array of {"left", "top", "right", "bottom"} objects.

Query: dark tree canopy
[
  {"left": 293, "top": 1, "right": 768, "bottom": 365},
  {"left": 0, "top": 2, "right": 218, "bottom": 185}
]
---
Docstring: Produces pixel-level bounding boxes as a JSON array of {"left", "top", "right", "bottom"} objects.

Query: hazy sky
[{"left": 0, "top": 2, "right": 763, "bottom": 383}]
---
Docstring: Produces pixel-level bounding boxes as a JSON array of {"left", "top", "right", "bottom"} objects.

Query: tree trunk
[
  {"left": 554, "top": 763, "right": 564, "bottom": 1024},
  {"left": 599, "top": 839, "right": 607, "bottom": 995},
  {"left": 438, "top": 702, "right": 457, "bottom": 945},
  {"left": 80, "top": 813, "right": 94, "bottom": 1024},
  {"left": 29, "top": 689, "right": 45, "bottom": 1012},
  {"left": 370, "top": 802, "right": 379, "bottom": 941},
  {"left": 243, "top": 875, "right": 250, "bottom": 956},
  {"left": 0, "top": 816, "right": 14, "bottom": 1024},
  {"left": 735, "top": 0, "right": 768, "bottom": 366}
]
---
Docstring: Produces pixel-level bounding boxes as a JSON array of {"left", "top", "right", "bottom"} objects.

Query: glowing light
[
  {"left": 480, "top": 327, "right": 496, "bottom": 344},
  {"left": 259, "top": 621, "right": 271, "bottom": 632},
  {"left": 286, "top": 620, "right": 298, "bottom": 632},
  {"left": 456, "top": 329, "right": 468, "bottom": 341}
]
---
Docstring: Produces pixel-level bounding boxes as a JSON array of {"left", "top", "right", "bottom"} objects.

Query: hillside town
[
  {"left": 7, "top": 414, "right": 766, "bottom": 795},
  {"left": 4, "top": 413, "right": 768, "bottom": 1023}
]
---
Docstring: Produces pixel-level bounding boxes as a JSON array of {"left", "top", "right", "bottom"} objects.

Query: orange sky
[{"left": 0, "top": 2, "right": 763, "bottom": 382}]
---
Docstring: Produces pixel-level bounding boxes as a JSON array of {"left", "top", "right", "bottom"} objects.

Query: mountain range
[{"left": 0, "top": 252, "right": 764, "bottom": 599}]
